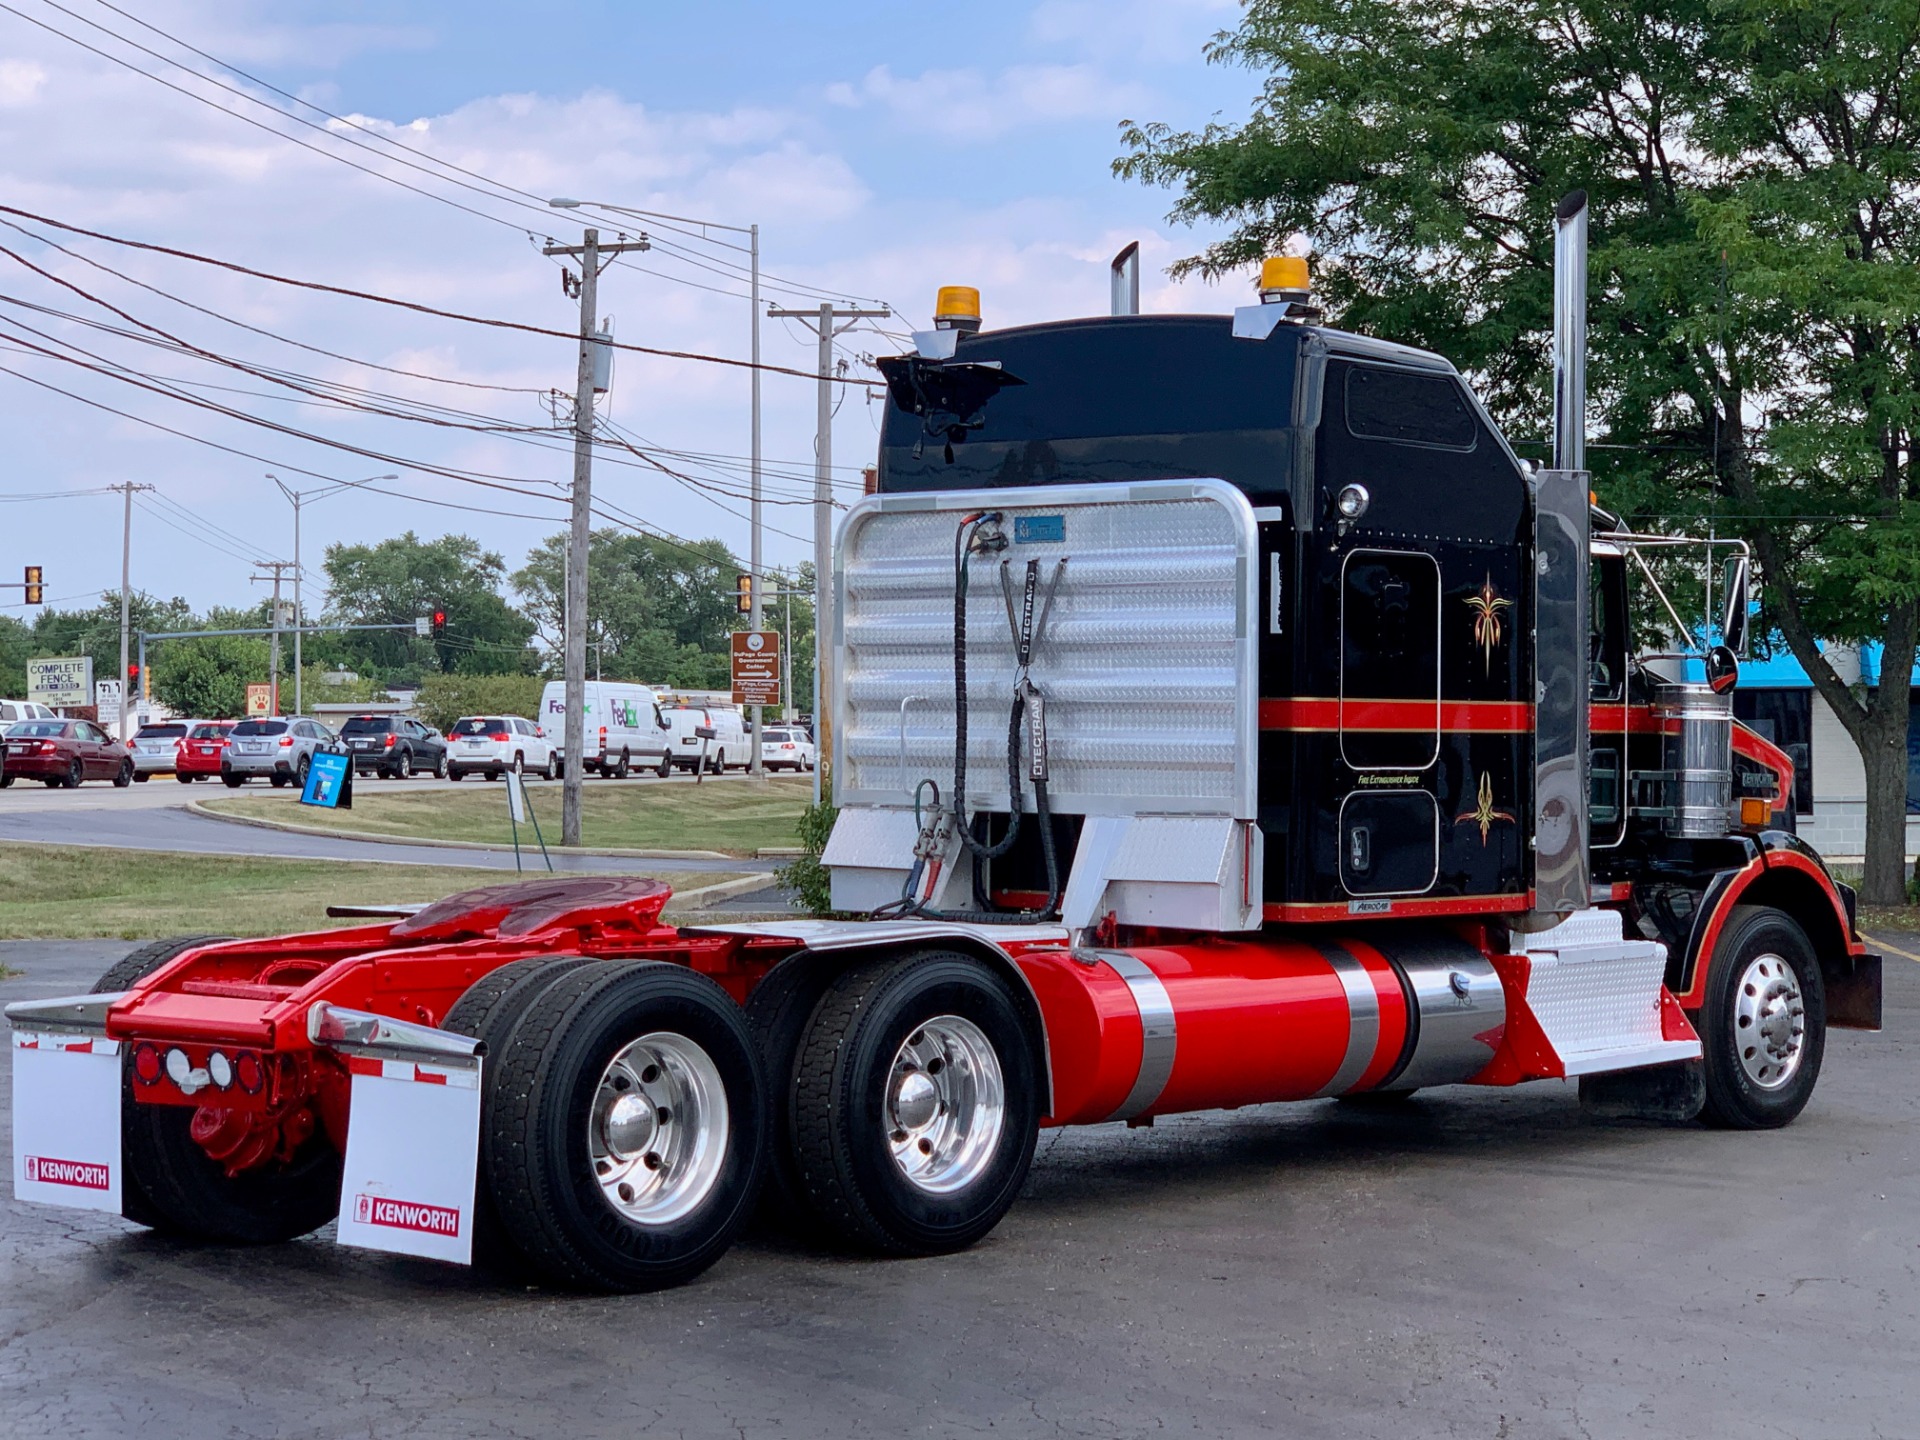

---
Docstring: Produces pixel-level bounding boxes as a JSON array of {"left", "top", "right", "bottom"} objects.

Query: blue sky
[{"left": 0, "top": 0, "right": 1257, "bottom": 618}]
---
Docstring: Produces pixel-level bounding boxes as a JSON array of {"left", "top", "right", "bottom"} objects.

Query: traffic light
[
  {"left": 736, "top": 573, "right": 753, "bottom": 614},
  {"left": 430, "top": 609, "right": 447, "bottom": 638},
  {"left": 22, "top": 565, "right": 41, "bottom": 604},
  {"left": 127, "top": 662, "right": 140, "bottom": 694}
]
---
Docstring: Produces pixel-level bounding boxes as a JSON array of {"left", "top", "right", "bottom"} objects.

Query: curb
[
  {"left": 663, "top": 875, "right": 782, "bottom": 909},
  {"left": 185, "top": 799, "right": 742, "bottom": 863}
]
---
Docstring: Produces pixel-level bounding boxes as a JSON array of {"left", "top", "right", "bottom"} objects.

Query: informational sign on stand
[
  {"left": 245, "top": 683, "right": 275, "bottom": 717},
  {"left": 93, "top": 680, "right": 122, "bottom": 727},
  {"left": 730, "top": 630, "right": 780, "bottom": 707},
  {"left": 300, "top": 749, "right": 353, "bottom": 810},
  {"left": 27, "top": 657, "right": 91, "bottom": 708}
]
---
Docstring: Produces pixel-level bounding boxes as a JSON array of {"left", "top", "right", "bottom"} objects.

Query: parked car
[
  {"left": 174, "top": 720, "right": 235, "bottom": 783},
  {"left": 445, "top": 714, "right": 555, "bottom": 781},
  {"left": 538, "top": 680, "right": 672, "bottom": 778},
  {"left": 1, "top": 718, "right": 133, "bottom": 788},
  {"left": 128, "top": 720, "right": 189, "bottom": 780},
  {"left": 221, "top": 716, "right": 337, "bottom": 789},
  {"left": 338, "top": 715, "right": 448, "bottom": 779},
  {"left": 0, "top": 699, "right": 56, "bottom": 726},
  {"left": 758, "top": 725, "right": 817, "bottom": 772},
  {"left": 663, "top": 703, "right": 748, "bottom": 773}
]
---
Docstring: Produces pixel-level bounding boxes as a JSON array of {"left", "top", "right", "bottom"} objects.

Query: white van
[
  {"left": 661, "top": 703, "right": 748, "bottom": 773},
  {"left": 538, "top": 680, "right": 672, "bottom": 778}
]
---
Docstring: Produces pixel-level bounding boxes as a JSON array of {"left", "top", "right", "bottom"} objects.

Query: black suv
[{"left": 339, "top": 715, "right": 449, "bottom": 779}]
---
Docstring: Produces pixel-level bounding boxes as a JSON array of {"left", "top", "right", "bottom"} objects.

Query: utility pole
[
  {"left": 267, "top": 472, "right": 398, "bottom": 718},
  {"left": 543, "top": 226, "right": 649, "bottom": 846},
  {"left": 250, "top": 561, "right": 295, "bottom": 712},
  {"left": 108, "top": 483, "right": 153, "bottom": 739},
  {"left": 767, "top": 302, "right": 888, "bottom": 804}
]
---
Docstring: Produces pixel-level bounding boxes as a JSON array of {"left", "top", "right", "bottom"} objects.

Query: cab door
[{"left": 1337, "top": 548, "right": 1442, "bottom": 895}]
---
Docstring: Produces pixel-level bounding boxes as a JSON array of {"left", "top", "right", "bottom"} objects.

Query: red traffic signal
[
  {"left": 430, "top": 609, "right": 448, "bottom": 637},
  {"left": 127, "top": 663, "right": 140, "bottom": 684}
]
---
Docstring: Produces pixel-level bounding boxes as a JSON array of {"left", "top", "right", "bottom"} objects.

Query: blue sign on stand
[{"left": 301, "top": 749, "right": 353, "bottom": 810}]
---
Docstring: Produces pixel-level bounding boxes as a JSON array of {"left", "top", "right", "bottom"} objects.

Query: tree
[
  {"left": 150, "top": 633, "right": 271, "bottom": 719},
  {"left": 511, "top": 529, "right": 743, "bottom": 691},
  {"left": 0, "top": 614, "right": 30, "bottom": 698},
  {"left": 413, "top": 673, "right": 547, "bottom": 733},
  {"left": 1119, "top": 0, "right": 1920, "bottom": 904},
  {"left": 323, "top": 532, "right": 536, "bottom": 678},
  {"left": 28, "top": 593, "right": 194, "bottom": 699}
]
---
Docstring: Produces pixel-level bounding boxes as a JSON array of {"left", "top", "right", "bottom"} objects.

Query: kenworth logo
[
  {"left": 25, "top": 1155, "right": 109, "bottom": 1190},
  {"left": 353, "top": 1193, "right": 460, "bottom": 1236}
]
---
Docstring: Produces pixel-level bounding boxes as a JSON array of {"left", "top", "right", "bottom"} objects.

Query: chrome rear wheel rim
[
  {"left": 885, "top": 1015, "right": 1005, "bottom": 1195},
  {"left": 589, "top": 1031, "right": 729, "bottom": 1225},
  {"left": 1734, "top": 953, "right": 1806, "bottom": 1090}
]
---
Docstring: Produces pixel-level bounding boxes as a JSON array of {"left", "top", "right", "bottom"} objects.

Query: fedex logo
[
  {"left": 25, "top": 1155, "right": 110, "bottom": 1190},
  {"left": 353, "top": 1193, "right": 461, "bottom": 1236}
]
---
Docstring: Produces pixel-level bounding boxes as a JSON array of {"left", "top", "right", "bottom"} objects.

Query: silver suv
[
  {"left": 129, "top": 720, "right": 189, "bottom": 780},
  {"left": 222, "top": 716, "right": 338, "bottom": 789}
]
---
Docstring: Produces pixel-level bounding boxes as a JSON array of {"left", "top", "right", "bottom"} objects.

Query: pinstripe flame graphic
[
  {"left": 1454, "top": 772, "right": 1515, "bottom": 846},
  {"left": 1464, "top": 575, "right": 1512, "bottom": 674}
]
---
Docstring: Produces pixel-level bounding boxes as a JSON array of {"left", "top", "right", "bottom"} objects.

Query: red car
[
  {"left": 1, "top": 718, "right": 134, "bottom": 787},
  {"left": 174, "top": 720, "right": 235, "bottom": 782}
]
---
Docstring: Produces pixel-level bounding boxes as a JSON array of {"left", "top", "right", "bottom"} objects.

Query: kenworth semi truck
[{"left": 8, "top": 194, "right": 1879, "bottom": 1292}]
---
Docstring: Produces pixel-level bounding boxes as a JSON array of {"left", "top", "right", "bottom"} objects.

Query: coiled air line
[{"left": 887, "top": 511, "right": 1063, "bottom": 923}]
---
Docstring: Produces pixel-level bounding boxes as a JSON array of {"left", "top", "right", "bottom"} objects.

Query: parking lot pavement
[
  {"left": 0, "top": 773, "right": 782, "bottom": 877},
  {"left": 0, "top": 943, "right": 1913, "bottom": 1440}
]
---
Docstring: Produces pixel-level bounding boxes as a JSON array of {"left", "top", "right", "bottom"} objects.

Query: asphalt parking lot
[{"left": 1, "top": 941, "right": 1914, "bottom": 1440}]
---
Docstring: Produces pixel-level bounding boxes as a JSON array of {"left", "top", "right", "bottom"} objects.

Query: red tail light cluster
[
  {"left": 383, "top": 735, "right": 396, "bottom": 748},
  {"left": 36, "top": 741, "right": 56, "bottom": 755},
  {"left": 279, "top": 735, "right": 294, "bottom": 747},
  {"left": 487, "top": 731, "right": 509, "bottom": 742}
]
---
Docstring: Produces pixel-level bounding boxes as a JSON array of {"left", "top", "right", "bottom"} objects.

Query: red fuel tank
[{"left": 1018, "top": 930, "right": 1506, "bottom": 1126}]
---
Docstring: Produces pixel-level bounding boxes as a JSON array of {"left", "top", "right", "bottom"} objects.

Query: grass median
[
  {"left": 199, "top": 776, "right": 811, "bottom": 856},
  {"left": 0, "top": 843, "right": 748, "bottom": 941}
]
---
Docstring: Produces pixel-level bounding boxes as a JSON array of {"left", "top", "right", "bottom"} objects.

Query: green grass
[
  {"left": 0, "top": 844, "right": 743, "bottom": 940},
  {"left": 201, "top": 777, "right": 812, "bottom": 856}
]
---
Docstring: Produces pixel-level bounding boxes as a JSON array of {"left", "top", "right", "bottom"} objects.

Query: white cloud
[
  {"left": 824, "top": 62, "right": 1152, "bottom": 141},
  {"left": 0, "top": 59, "right": 46, "bottom": 107},
  {"left": 1028, "top": 0, "right": 1238, "bottom": 64}
]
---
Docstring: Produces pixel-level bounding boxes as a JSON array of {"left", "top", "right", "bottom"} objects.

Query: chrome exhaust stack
[
  {"left": 1523, "top": 190, "right": 1593, "bottom": 927},
  {"left": 1110, "top": 242, "right": 1140, "bottom": 317}
]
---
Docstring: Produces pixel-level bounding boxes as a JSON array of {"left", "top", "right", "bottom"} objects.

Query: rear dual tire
[{"left": 453, "top": 959, "right": 765, "bottom": 1292}]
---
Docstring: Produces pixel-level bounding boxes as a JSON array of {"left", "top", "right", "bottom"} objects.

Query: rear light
[
  {"left": 131, "top": 1043, "right": 162, "bottom": 1087},
  {"left": 280, "top": 736, "right": 294, "bottom": 747},
  {"left": 487, "top": 732, "right": 509, "bottom": 742},
  {"left": 233, "top": 1050, "right": 265, "bottom": 1095},
  {"left": 36, "top": 741, "right": 56, "bottom": 755},
  {"left": 206, "top": 1051, "right": 234, "bottom": 1090},
  {"left": 383, "top": 735, "right": 396, "bottom": 748}
]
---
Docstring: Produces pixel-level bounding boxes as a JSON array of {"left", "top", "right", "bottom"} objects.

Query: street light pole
[{"left": 269, "top": 472, "right": 397, "bottom": 717}]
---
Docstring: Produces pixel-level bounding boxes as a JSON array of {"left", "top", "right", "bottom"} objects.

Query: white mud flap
[
  {"left": 11, "top": 1030, "right": 123, "bottom": 1215},
  {"left": 311, "top": 1003, "right": 483, "bottom": 1266}
]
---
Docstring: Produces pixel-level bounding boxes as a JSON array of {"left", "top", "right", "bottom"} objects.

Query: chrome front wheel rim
[
  {"left": 1734, "top": 953, "right": 1806, "bottom": 1090},
  {"left": 885, "top": 1015, "right": 1005, "bottom": 1195},
  {"left": 589, "top": 1031, "right": 729, "bottom": 1225}
]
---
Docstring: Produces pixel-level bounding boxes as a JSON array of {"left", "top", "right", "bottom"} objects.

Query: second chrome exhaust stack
[{"left": 1552, "top": 190, "right": 1588, "bottom": 474}]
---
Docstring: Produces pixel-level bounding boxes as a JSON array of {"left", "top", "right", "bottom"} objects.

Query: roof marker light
[{"left": 933, "top": 285, "right": 982, "bottom": 334}]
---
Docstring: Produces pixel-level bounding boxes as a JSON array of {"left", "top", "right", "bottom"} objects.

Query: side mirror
[
  {"left": 1706, "top": 644, "right": 1740, "bottom": 694},
  {"left": 1722, "top": 556, "right": 1750, "bottom": 657}
]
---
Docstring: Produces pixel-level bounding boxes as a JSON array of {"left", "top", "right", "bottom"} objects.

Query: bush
[
  {"left": 776, "top": 776, "right": 836, "bottom": 916},
  {"left": 413, "top": 673, "right": 546, "bottom": 732}
]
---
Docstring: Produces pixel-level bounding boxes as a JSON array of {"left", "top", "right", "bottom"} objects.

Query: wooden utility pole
[{"left": 541, "top": 226, "right": 649, "bottom": 845}]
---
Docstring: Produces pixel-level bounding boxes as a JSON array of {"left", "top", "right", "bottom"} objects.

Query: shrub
[{"left": 776, "top": 775, "right": 837, "bottom": 916}]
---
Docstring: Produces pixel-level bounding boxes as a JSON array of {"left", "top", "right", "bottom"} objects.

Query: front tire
[
  {"left": 114, "top": 760, "right": 134, "bottom": 788},
  {"left": 791, "top": 952, "right": 1039, "bottom": 1256},
  {"left": 481, "top": 962, "right": 765, "bottom": 1292},
  {"left": 1698, "top": 905, "right": 1826, "bottom": 1129},
  {"left": 656, "top": 753, "right": 671, "bottom": 779}
]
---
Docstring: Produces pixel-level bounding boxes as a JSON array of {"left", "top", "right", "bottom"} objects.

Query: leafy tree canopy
[{"left": 323, "top": 531, "right": 535, "bottom": 678}]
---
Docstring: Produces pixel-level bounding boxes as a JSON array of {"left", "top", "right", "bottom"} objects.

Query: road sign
[
  {"left": 94, "top": 680, "right": 122, "bottom": 726},
  {"left": 245, "top": 683, "right": 275, "bottom": 717},
  {"left": 27, "top": 656, "right": 91, "bottom": 708},
  {"left": 730, "top": 630, "right": 780, "bottom": 706}
]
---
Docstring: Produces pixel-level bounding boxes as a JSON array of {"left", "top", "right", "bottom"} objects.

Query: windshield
[
  {"left": 7, "top": 721, "right": 65, "bottom": 737},
  {"left": 188, "top": 723, "right": 230, "bottom": 740},
  {"left": 231, "top": 720, "right": 286, "bottom": 737},
  {"left": 451, "top": 718, "right": 500, "bottom": 736},
  {"left": 340, "top": 717, "right": 394, "bottom": 734}
]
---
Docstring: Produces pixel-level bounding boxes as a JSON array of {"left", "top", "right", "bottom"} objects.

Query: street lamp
[
  {"left": 548, "top": 197, "right": 769, "bottom": 777},
  {"left": 266, "top": 472, "right": 398, "bottom": 714}
]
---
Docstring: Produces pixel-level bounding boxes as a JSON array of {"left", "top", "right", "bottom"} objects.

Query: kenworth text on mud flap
[{"left": 8, "top": 193, "right": 1881, "bottom": 1293}]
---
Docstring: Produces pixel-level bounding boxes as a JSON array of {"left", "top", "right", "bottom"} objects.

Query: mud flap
[
  {"left": 310, "top": 1003, "right": 482, "bottom": 1265},
  {"left": 11, "top": 1031, "right": 123, "bottom": 1214},
  {"left": 1578, "top": 1059, "right": 1707, "bottom": 1123}
]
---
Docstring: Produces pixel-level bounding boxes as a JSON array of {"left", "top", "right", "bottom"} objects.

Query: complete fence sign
[
  {"left": 730, "top": 630, "right": 780, "bottom": 706},
  {"left": 27, "top": 657, "right": 91, "bottom": 708}
]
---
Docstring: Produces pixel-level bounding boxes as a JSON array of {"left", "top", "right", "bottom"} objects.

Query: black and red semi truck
[{"left": 9, "top": 194, "right": 1877, "bottom": 1291}]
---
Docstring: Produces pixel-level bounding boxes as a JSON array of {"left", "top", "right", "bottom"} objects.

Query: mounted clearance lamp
[
  {"left": 933, "top": 286, "right": 982, "bottom": 334},
  {"left": 1333, "top": 483, "right": 1371, "bottom": 536}
]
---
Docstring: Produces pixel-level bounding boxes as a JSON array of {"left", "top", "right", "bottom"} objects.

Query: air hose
[{"left": 892, "top": 511, "right": 1060, "bottom": 924}]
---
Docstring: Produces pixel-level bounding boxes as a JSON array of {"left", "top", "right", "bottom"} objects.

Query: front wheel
[
  {"left": 114, "top": 760, "right": 134, "bottom": 788},
  {"left": 431, "top": 750, "right": 446, "bottom": 779},
  {"left": 1698, "top": 905, "right": 1826, "bottom": 1129},
  {"left": 656, "top": 753, "right": 671, "bottom": 779},
  {"left": 791, "top": 952, "right": 1039, "bottom": 1256},
  {"left": 222, "top": 772, "right": 243, "bottom": 788},
  {"left": 481, "top": 961, "right": 765, "bottom": 1292},
  {"left": 611, "top": 749, "right": 632, "bottom": 780}
]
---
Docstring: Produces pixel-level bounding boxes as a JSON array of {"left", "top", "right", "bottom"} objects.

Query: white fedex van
[
  {"left": 538, "top": 680, "right": 672, "bottom": 778},
  {"left": 661, "top": 703, "right": 748, "bottom": 773}
]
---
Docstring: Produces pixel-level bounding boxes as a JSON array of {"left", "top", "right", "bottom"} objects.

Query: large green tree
[
  {"left": 511, "top": 530, "right": 748, "bottom": 693},
  {"left": 150, "top": 633, "right": 271, "bottom": 719},
  {"left": 1120, "top": 0, "right": 1920, "bottom": 904},
  {"left": 26, "top": 593, "right": 194, "bottom": 701},
  {"left": 323, "top": 532, "right": 535, "bottom": 678}
]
